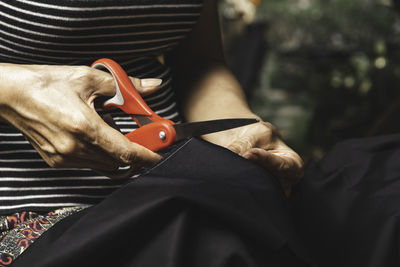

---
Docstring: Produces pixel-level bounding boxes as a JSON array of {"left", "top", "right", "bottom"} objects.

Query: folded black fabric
[
  {"left": 14, "top": 138, "right": 310, "bottom": 267},
  {"left": 292, "top": 133, "right": 400, "bottom": 267}
]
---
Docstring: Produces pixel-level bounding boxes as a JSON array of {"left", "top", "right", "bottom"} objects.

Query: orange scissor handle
[
  {"left": 91, "top": 58, "right": 176, "bottom": 151},
  {"left": 92, "top": 58, "right": 160, "bottom": 120},
  {"left": 125, "top": 120, "right": 176, "bottom": 151}
]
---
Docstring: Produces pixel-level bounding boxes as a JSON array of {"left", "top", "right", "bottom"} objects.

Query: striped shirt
[{"left": 0, "top": 0, "right": 203, "bottom": 215}]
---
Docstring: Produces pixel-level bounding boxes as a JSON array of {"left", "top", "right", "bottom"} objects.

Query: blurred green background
[{"left": 219, "top": 0, "right": 400, "bottom": 161}]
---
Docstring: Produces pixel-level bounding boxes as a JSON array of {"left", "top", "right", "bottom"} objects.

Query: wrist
[
  {"left": 186, "top": 106, "right": 260, "bottom": 123},
  {"left": 0, "top": 64, "right": 31, "bottom": 122},
  {"left": 0, "top": 65, "right": 13, "bottom": 120}
]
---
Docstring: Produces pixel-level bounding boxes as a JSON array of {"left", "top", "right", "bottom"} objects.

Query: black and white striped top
[{"left": 0, "top": 0, "right": 203, "bottom": 215}]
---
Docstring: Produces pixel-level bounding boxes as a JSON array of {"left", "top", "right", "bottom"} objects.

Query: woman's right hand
[{"left": 0, "top": 63, "right": 162, "bottom": 177}]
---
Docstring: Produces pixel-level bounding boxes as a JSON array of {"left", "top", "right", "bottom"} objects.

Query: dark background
[{"left": 219, "top": 0, "right": 400, "bottom": 161}]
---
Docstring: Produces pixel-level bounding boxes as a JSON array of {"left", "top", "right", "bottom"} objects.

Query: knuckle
[
  {"left": 228, "top": 143, "right": 241, "bottom": 154},
  {"left": 72, "top": 66, "right": 97, "bottom": 89},
  {"left": 119, "top": 149, "right": 136, "bottom": 165},
  {"left": 260, "top": 121, "right": 279, "bottom": 137},
  {"left": 54, "top": 138, "right": 78, "bottom": 156},
  {"left": 75, "top": 65, "right": 93, "bottom": 77},
  {"left": 66, "top": 120, "right": 85, "bottom": 135},
  {"left": 89, "top": 67, "right": 113, "bottom": 86},
  {"left": 38, "top": 143, "right": 57, "bottom": 155},
  {"left": 48, "top": 155, "right": 67, "bottom": 168},
  {"left": 228, "top": 145, "right": 244, "bottom": 155},
  {"left": 229, "top": 138, "right": 253, "bottom": 155},
  {"left": 67, "top": 113, "right": 97, "bottom": 141}
]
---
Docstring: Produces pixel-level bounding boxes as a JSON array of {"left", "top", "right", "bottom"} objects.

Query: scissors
[{"left": 91, "top": 58, "right": 259, "bottom": 152}]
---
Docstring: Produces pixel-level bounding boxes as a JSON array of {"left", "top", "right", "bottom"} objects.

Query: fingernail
[{"left": 141, "top": 78, "right": 162, "bottom": 88}]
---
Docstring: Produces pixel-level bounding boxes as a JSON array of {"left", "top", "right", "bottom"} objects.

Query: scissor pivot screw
[{"left": 159, "top": 131, "right": 166, "bottom": 141}]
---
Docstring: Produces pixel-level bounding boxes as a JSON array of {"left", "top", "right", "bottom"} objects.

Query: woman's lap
[
  {"left": 9, "top": 135, "right": 400, "bottom": 266},
  {"left": 13, "top": 138, "right": 309, "bottom": 267}
]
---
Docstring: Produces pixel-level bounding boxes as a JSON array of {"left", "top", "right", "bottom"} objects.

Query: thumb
[
  {"left": 88, "top": 67, "right": 162, "bottom": 100},
  {"left": 129, "top": 77, "right": 162, "bottom": 96}
]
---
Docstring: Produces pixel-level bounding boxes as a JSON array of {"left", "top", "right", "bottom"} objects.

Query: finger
[
  {"left": 244, "top": 148, "right": 294, "bottom": 196},
  {"left": 87, "top": 67, "right": 118, "bottom": 98},
  {"left": 243, "top": 148, "right": 304, "bottom": 189},
  {"left": 88, "top": 67, "right": 162, "bottom": 97},
  {"left": 129, "top": 77, "right": 162, "bottom": 96},
  {"left": 226, "top": 136, "right": 255, "bottom": 156},
  {"left": 88, "top": 68, "right": 161, "bottom": 106},
  {"left": 90, "top": 67, "right": 162, "bottom": 96},
  {"left": 24, "top": 103, "right": 161, "bottom": 171},
  {"left": 25, "top": 134, "right": 123, "bottom": 171},
  {"left": 75, "top": 94, "right": 162, "bottom": 168},
  {"left": 91, "top": 113, "right": 162, "bottom": 167}
]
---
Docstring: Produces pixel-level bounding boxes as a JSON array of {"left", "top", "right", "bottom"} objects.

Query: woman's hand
[
  {"left": 0, "top": 63, "right": 162, "bottom": 177},
  {"left": 204, "top": 119, "right": 304, "bottom": 196}
]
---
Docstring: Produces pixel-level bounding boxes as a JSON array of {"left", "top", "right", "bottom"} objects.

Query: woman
[{"left": 0, "top": 0, "right": 303, "bottom": 265}]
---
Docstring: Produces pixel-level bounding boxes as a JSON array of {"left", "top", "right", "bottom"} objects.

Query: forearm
[
  {"left": 166, "top": 0, "right": 257, "bottom": 122},
  {"left": 180, "top": 63, "right": 259, "bottom": 122}
]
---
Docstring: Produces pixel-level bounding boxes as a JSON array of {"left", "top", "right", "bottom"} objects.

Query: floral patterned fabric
[{"left": 0, "top": 207, "right": 85, "bottom": 266}]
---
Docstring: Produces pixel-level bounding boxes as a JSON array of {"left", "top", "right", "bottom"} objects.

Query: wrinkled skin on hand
[
  {"left": 0, "top": 64, "right": 162, "bottom": 178},
  {"left": 204, "top": 120, "right": 304, "bottom": 196}
]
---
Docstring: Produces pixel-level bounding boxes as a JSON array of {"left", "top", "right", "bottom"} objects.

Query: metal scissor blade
[{"left": 173, "top": 118, "right": 259, "bottom": 141}]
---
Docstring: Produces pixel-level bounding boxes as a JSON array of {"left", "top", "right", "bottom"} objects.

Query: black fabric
[
  {"left": 291, "top": 133, "right": 400, "bottom": 267},
  {"left": 14, "top": 138, "right": 310, "bottom": 267}
]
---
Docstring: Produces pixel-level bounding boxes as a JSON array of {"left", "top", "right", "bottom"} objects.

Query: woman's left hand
[{"left": 203, "top": 119, "right": 304, "bottom": 196}]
